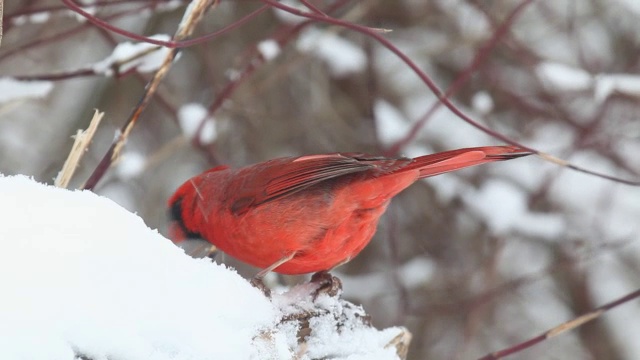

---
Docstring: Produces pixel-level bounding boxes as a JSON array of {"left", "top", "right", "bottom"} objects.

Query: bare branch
[
  {"left": 82, "top": 0, "right": 215, "bottom": 190},
  {"left": 55, "top": 110, "right": 104, "bottom": 189},
  {"left": 0, "top": 0, "right": 3, "bottom": 48},
  {"left": 479, "top": 288, "right": 640, "bottom": 359}
]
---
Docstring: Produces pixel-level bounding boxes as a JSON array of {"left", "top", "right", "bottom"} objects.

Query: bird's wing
[
  {"left": 230, "top": 153, "right": 408, "bottom": 214},
  {"left": 229, "top": 146, "right": 531, "bottom": 215}
]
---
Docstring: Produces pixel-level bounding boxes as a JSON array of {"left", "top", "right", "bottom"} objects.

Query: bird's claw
[
  {"left": 250, "top": 276, "right": 272, "bottom": 298},
  {"left": 310, "top": 271, "right": 342, "bottom": 300}
]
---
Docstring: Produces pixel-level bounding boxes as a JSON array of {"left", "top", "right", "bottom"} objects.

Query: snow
[
  {"left": 338, "top": 258, "right": 434, "bottom": 301},
  {"left": 11, "top": 12, "right": 51, "bottom": 26},
  {"left": 535, "top": 62, "right": 640, "bottom": 103},
  {"left": 177, "top": 0, "right": 200, "bottom": 33},
  {"left": 258, "top": 39, "right": 281, "bottom": 61},
  {"left": 92, "top": 34, "right": 173, "bottom": 76},
  {"left": 0, "top": 77, "right": 54, "bottom": 104},
  {"left": 115, "top": 152, "right": 146, "bottom": 180},
  {"left": 548, "top": 151, "right": 640, "bottom": 240},
  {"left": 614, "top": 0, "right": 640, "bottom": 14},
  {"left": 199, "top": 120, "right": 217, "bottom": 145},
  {"left": 0, "top": 176, "right": 406, "bottom": 360},
  {"left": 272, "top": 0, "right": 307, "bottom": 25},
  {"left": 536, "top": 62, "right": 593, "bottom": 92},
  {"left": 272, "top": 283, "right": 404, "bottom": 360},
  {"left": 464, "top": 179, "right": 565, "bottom": 238},
  {"left": 594, "top": 73, "right": 640, "bottom": 103},
  {"left": 177, "top": 103, "right": 218, "bottom": 145},
  {"left": 471, "top": 91, "right": 494, "bottom": 115},
  {"left": 297, "top": 28, "right": 367, "bottom": 77},
  {"left": 374, "top": 100, "right": 411, "bottom": 145},
  {"left": 154, "top": 0, "right": 185, "bottom": 12},
  {"left": 67, "top": 2, "right": 97, "bottom": 23},
  {"left": 435, "top": 0, "right": 490, "bottom": 40}
]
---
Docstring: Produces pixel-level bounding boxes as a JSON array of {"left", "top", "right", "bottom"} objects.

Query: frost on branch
[
  {"left": 0, "top": 176, "right": 410, "bottom": 360},
  {"left": 91, "top": 34, "right": 173, "bottom": 76}
]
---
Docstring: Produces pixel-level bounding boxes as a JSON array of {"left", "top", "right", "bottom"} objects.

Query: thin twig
[
  {"left": 82, "top": 0, "right": 215, "bottom": 190},
  {"left": 0, "top": 0, "right": 3, "bottom": 48},
  {"left": 62, "top": 0, "right": 268, "bottom": 48},
  {"left": 0, "top": 4, "right": 148, "bottom": 63},
  {"left": 478, "top": 288, "right": 640, "bottom": 359},
  {"left": 55, "top": 110, "right": 104, "bottom": 189}
]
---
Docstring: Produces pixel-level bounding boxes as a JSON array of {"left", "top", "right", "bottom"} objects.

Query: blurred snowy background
[{"left": 1, "top": 0, "right": 640, "bottom": 359}]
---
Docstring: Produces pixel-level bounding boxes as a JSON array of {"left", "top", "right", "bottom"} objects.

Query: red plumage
[{"left": 168, "top": 146, "right": 531, "bottom": 274}]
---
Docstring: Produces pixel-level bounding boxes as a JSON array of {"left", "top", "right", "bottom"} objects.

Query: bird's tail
[{"left": 407, "top": 145, "right": 532, "bottom": 179}]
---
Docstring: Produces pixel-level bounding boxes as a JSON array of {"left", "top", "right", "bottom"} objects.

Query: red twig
[
  {"left": 61, "top": 0, "right": 269, "bottom": 48},
  {"left": 385, "top": 0, "right": 534, "bottom": 156}
]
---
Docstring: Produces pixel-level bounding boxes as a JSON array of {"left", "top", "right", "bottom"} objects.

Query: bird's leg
[
  {"left": 250, "top": 252, "right": 297, "bottom": 297},
  {"left": 329, "top": 256, "right": 352, "bottom": 271}
]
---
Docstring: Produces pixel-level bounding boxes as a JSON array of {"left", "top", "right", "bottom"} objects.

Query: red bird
[{"left": 168, "top": 146, "right": 531, "bottom": 275}]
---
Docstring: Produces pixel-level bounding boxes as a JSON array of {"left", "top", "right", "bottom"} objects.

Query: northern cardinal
[{"left": 168, "top": 146, "right": 531, "bottom": 275}]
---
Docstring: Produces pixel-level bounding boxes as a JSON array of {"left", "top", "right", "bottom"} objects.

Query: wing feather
[{"left": 230, "top": 153, "right": 407, "bottom": 214}]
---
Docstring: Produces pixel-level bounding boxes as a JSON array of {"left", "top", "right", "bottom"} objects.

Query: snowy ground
[{"left": 0, "top": 176, "right": 408, "bottom": 360}]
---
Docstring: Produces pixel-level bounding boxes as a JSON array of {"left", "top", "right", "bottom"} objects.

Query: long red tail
[{"left": 406, "top": 145, "right": 532, "bottom": 179}]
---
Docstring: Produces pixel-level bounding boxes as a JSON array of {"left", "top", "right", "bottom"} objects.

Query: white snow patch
[
  {"left": 272, "top": 0, "right": 307, "bottom": 25},
  {"left": 397, "top": 257, "right": 435, "bottom": 288},
  {"left": 374, "top": 100, "right": 411, "bottom": 145},
  {"left": 154, "top": 0, "right": 185, "bottom": 12},
  {"left": 435, "top": 0, "right": 490, "bottom": 40},
  {"left": 536, "top": 62, "right": 593, "bottom": 91},
  {"left": 258, "top": 39, "right": 281, "bottom": 61},
  {"left": 425, "top": 174, "right": 468, "bottom": 203},
  {"left": 92, "top": 34, "right": 172, "bottom": 76},
  {"left": 297, "top": 28, "right": 367, "bottom": 77},
  {"left": 465, "top": 179, "right": 565, "bottom": 238},
  {"left": 177, "top": 103, "right": 217, "bottom": 144},
  {"left": 339, "top": 258, "right": 434, "bottom": 301},
  {"left": 11, "top": 12, "right": 51, "bottom": 26},
  {"left": 594, "top": 73, "right": 640, "bottom": 103},
  {"left": 177, "top": 0, "right": 201, "bottom": 33},
  {"left": 471, "top": 91, "right": 494, "bottom": 115},
  {"left": 527, "top": 122, "right": 577, "bottom": 151},
  {"left": 614, "top": 0, "right": 640, "bottom": 14},
  {"left": 199, "top": 120, "right": 218, "bottom": 145},
  {"left": 272, "top": 284, "right": 405, "bottom": 360},
  {"left": 0, "top": 77, "right": 54, "bottom": 104},
  {"left": 465, "top": 179, "right": 526, "bottom": 234},
  {"left": 547, "top": 151, "right": 617, "bottom": 212},
  {"left": 67, "top": 4, "right": 97, "bottom": 23},
  {"left": 0, "top": 175, "right": 274, "bottom": 360},
  {"left": 115, "top": 152, "right": 146, "bottom": 180}
]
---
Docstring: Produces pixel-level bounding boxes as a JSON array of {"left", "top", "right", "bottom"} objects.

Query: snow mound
[{"left": 0, "top": 176, "right": 409, "bottom": 360}]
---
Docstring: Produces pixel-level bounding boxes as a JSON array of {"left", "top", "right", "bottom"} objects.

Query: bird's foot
[
  {"left": 250, "top": 276, "right": 272, "bottom": 298},
  {"left": 310, "top": 271, "right": 342, "bottom": 301}
]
